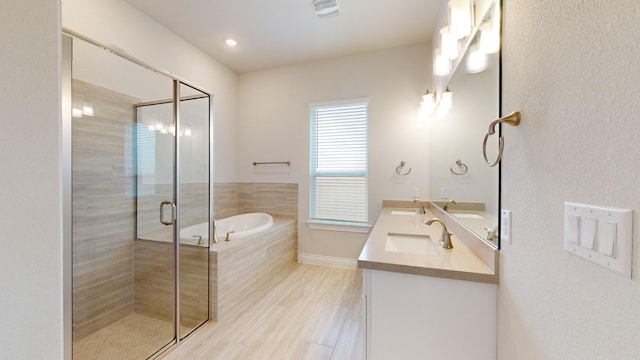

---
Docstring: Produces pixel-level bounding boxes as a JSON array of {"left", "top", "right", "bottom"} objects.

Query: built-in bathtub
[{"left": 180, "top": 212, "right": 274, "bottom": 244}]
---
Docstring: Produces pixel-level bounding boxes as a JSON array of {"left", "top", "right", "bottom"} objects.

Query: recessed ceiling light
[
  {"left": 311, "top": 0, "right": 340, "bottom": 19},
  {"left": 225, "top": 38, "right": 238, "bottom": 47}
]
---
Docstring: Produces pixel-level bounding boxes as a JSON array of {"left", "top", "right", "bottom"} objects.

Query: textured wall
[
  {"left": 0, "top": 1, "right": 63, "bottom": 358},
  {"left": 499, "top": 1, "right": 640, "bottom": 359}
]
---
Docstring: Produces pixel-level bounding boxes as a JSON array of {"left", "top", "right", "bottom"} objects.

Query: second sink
[
  {"left": 385, "top": 233, "right": 439, "bottom": 256},
  {"left": 451, "top": 212, "right": 485, "bottom": 220}
]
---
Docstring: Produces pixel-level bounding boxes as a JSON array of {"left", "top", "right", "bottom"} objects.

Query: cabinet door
[{"left": 368, "top": 270, "right": 496, "bottom": 360}]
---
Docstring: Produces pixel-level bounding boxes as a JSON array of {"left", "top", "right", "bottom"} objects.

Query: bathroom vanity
[{"left": 358, "top": 201, "right": 498, "bottom": 360}]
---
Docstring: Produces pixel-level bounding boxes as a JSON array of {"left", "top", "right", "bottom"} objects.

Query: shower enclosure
[{"left": 64, "top": 34, "right": 213, "bottom": 359}]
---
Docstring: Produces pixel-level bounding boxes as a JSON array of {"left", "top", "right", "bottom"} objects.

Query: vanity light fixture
[
  {"left": 440, "top": 26, "right": 459, "bottom": 60},
  {"left": 479, "top": 22, "right": 500, "bottom": 54},
  {"left": 420, "top": 89, "right": 436, "bottom": 118},
  {"left": 448, "top": 0, "right": 473, "bottom": 40},
  {"left": 434, "top": 87, "right": 453, "bottom": 118},
  {"left": 311, "top": 0, "right": 340, "bottom": 19},
  {"left": 433, "top": 48, "right": 451, "bottom": 76},
  {"left": 440, "top": 88, "right": 453, "bottom": 112},
  {"left": 479, "top": 3, "right": 501, "bottom": 54},
  {"left": 466, "top": 43, "right": 488, "bottom": 73}
]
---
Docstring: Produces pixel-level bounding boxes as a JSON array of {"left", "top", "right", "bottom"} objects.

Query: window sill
[{"left": 306, "top": 219, "right": 371, "bottom": 234}]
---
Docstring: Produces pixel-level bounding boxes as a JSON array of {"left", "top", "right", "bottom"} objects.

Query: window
[{"left": 309, "top": 100, "right": 368, "bottom": 228}]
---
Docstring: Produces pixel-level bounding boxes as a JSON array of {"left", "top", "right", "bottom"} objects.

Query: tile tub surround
[
  {"left": 210, "top": 219, "right": 297, "bottom": 322},
  {"left": 72, "top": 80, "right": 139, "bottom": 340},
  {"left": 213, "top": 182, "right": 298, "bottom": 221},
  {"left": 134, "top": 240, "right": 209, "bottom": 330}
]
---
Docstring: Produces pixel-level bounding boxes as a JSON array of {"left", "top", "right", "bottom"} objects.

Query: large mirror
[{"left": 429, "top": 1, "right": 500, "bottom": 248}]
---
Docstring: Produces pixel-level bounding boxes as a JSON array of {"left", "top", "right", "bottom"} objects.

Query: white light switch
[
  {"left": 597, "top": 221, "right": 616, "bottom": 258},
  {"left": 564, "top": 202, "right": 632, "bottom": 278},
  {"left": 580, "top": 218, "right": 596, "bottom": 250},
  {"left": 567, "top": 214, "right": 580, "bottom": 244}
]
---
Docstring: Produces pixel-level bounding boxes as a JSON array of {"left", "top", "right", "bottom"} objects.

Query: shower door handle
[{"left": 159, "top": 200, "right": 176, "bottom": 226}]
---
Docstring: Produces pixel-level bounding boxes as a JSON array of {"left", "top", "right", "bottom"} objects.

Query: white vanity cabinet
[{"left": 363, "top": 268, "right": 497, "bottom": 360}]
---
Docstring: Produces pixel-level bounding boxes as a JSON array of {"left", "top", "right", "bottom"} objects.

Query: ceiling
[{"left": 124, "top": 0, "right": 445, "bottom": 73}]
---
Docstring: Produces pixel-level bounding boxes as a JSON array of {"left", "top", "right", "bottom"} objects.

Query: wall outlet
[
  {"left": 440, "top": 187, "right": 448, "bottom": 199},
  {"left": 410, "top": 187, "right": 420, "bottom": 198},
  {"left": 501, "top": 209, "right": 512, "bottom": 243}
]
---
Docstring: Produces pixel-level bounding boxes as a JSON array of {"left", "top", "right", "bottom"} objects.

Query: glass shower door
[
  {"left": 71, "top": 37, "right": 177, "bottom": 359},
  {"left": 134, "top": 99, "right": 179, "bottom": 353},
  {"left": 177, "top": 83, "right": 211, "bottom": 338}
]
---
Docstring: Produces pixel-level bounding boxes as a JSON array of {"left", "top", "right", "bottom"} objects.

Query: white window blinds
[{"left": 310, "top": 101, "right": 368, "bottom": 224}]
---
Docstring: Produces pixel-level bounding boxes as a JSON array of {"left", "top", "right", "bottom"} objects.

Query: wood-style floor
[{"left": 163, "top": 263, "right": 363, "bottom": 360}]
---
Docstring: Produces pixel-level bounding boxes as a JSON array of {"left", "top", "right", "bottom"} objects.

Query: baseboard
[{"left": 298, "top": 253, "right": 358, "bottom": 269}]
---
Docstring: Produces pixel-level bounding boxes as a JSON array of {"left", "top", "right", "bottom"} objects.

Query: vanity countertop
[{"left": 357, "top": 203, "right": 498, "bottom": 284}]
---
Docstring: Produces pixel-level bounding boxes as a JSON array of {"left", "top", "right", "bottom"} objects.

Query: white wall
[
  {"left": 237, "top": 44, "right": 431, "bottom": 259},
  {"left": 0, "top": 1, "right": 63, "bottom": 358},
  {"left": 62, "top": 0, "right": 239, "bottom": 183},
  {"left": 499, "top": 1, "right": 640, "bottom": 359}
]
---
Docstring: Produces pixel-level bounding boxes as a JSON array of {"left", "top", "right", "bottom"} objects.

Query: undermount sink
[
  {"left": 385, "top": 233, "right": 439, "bottom": 256},
  {"left": 451, "top": 212, "right": 485, "bottom": 220},
  {"left": 390, "top": 209, "right": 419, "bottom": 216}
]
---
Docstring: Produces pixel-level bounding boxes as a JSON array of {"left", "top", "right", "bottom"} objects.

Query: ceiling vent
[{"left": 311, "top": 0, "right": 341, "bottom": 19}]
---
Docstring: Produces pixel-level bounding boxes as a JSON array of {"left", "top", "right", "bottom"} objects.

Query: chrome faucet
[
  {"left": 426, "top": 217, "right": 453, "bottom": 249},
  {"left": 225, "top": 230, "right": 235, "bottom": 242},
  {"left": 442, "top": 200, "right": 457, "bottom": 211},
  {"left": 412, "top": 198, "right": 426, "bottom": 214}
]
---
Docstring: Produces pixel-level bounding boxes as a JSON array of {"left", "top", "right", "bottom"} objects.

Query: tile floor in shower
[{"left": 73, "top": 263, "right": 363, "bottom": 360}]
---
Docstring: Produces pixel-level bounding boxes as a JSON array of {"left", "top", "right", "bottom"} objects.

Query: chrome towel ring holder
[
  {"left": 395, "top": 161, "right": 411, "bottom": 176},
  {"left": 483, "top": 111, "right": 521, "bottom": 167},
  {"left": 449, "top": 159, "right": 468, "bottom": 175}
]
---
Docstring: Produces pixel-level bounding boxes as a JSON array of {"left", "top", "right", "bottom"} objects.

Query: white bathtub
[{"left": 179, "top": 212, "right": 274, "bottom": 245}]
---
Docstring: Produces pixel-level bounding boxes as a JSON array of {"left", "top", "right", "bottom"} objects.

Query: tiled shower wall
[{"left": 72, "top": 80, "right": 138, "bottom": 340}]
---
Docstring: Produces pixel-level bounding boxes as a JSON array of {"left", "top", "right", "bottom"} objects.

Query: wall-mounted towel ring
[
  {"left": 483, "top": 111, "right": 521, "bottom": 167},
  {"left": 395, "top": 161, "right": 412, "bottom": 176},
  {"left": 449, "top": 159, "right": 468, "bottom": 175}
]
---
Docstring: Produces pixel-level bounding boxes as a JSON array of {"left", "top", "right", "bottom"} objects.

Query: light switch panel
[
  {"left": 564, "top": 202, "right": 632, "bottom": 278},
  {"left": 580, "top": 218, "right": 596, "bottom": 250},
  {"left": 567, "top": 214, "right": 580, "bottom": 245},
  {"left": 597, "top": 221, "right": 616, "bottom": 257}
]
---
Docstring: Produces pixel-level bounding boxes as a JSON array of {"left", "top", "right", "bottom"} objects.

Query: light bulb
[
  {"left": 433, "top": 49, "right": 451, "bottom": 76},
  {"left": 448, "top": 0, "right": 473, "bottom": 40},
  {"left": 480, "top": 22, "right": 500, "bottom": 54},
  {"left": 440, "top": 89, "right": 453, "bottom": 112},
  {"left": 440, "top": 26, "right": 459, "bottom": 60},
  {"left": 420, "top": 91, "right": 436, "bottom": 118},
  {"left": 466, "top": 44, "right": 488, "bottom": 73}
]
